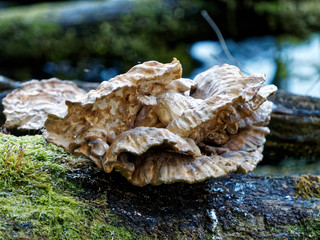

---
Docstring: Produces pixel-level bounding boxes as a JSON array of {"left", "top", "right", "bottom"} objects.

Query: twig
[
  {"left": 201, "top": 10, "right": 249, "bottom": 74},
  {"left": 305, "top": 75, "right": 320, "bottom": 95}
]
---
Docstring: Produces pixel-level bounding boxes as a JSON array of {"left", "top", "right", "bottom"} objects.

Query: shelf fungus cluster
[
  {"left": 2, "top": 78, "right": 86, "bottom": 130},
  {"left": 2, "top": 59, "right": 277, "bottom": 186}
]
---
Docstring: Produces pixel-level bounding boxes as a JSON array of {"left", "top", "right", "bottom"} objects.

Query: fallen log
[
  {"left": 264, "top": 90, "right": 320, "bottom": 162},
  {"left": 69, "top": 168, "right": 320, "bottom": 239},
  {"left": 0, "top": 132, "right": 319, "bottom": 239}
]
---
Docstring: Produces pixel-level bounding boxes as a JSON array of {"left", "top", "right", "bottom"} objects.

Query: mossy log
[
  {"left": 0, "top": 133, "right": 319, "bottom": 239},
  {"left": 94, "top": 172, "right": 320, "bottom": 239}
]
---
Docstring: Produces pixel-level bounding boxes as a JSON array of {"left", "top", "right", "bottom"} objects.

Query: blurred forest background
[{"left": 0, "top": 0, "right": 320, "bottom": 97}]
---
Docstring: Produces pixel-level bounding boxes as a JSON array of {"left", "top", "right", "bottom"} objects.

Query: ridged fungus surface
[{"left": 3, "top": 59, "right": 277, "bottom": 186}]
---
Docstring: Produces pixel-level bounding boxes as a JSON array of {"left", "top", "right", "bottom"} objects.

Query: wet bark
[
  {"left": 264, "top": 90, "right": 320, "bottom": 162},
  {"left": 69, "top": 168, "right": 320, "bottom": 239}
]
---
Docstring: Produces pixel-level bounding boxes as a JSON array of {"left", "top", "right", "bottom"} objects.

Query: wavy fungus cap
[
  {"left": 2, "top": 78, "right": 86, "bottom": 130},
  {"left": 39, "top": 59, "right": 277, "bottom": 186}
]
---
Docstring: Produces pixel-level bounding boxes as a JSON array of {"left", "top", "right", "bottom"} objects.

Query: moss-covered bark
[
  {"left": 0, "top": 133, "right": 319, "bottom": 239},
  {"left": 0, "top": 133, "right": 137, "bottom": 239}
]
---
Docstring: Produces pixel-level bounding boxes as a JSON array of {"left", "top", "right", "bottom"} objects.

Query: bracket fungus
[
  {"left": 2, "top": 78, "right": 86, "bottom": 130},
  {"left": 2, "top": 59, "right": 276, "bottom": 186},
  {"left": 41, "top": 59, "right": 277, "bottom": 186}
]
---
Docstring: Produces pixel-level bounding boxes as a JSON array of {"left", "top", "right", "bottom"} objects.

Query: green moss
[
  {"left": 0, "top": 133, "right": 136, "bottom": 239},
  {"left": 210, "top": 214, "right": 320, "bottom": 239},
  {"left": 294, "top": 175, "right": 320, "bottom": 199},
  {"left": 285, "top": 217, "right": 320, "bottom": 239}
]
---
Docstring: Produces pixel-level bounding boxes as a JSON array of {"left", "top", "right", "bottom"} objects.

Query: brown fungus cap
[
  {"left": 2, "top": 78, "right": 86, "bottom": 130},
  {"left": 167, "top": 64, "right": 276, "bottom": 144},
  {"left": 42, "top": 60, "right": 276, "bottom": 186},
  {"left": 43, "top": 58, "right": 183, "bottom": 162},
  {"left": 102, "top": 127, "right": 201, "bottom": 180}
]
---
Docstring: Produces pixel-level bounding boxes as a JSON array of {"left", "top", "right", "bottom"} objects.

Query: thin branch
[
  {"left": 305, "top": 75, "right": 320, "bottom": 95},
  {"left": 201, "top": 10, "right": 249, "bottom": 74}
]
